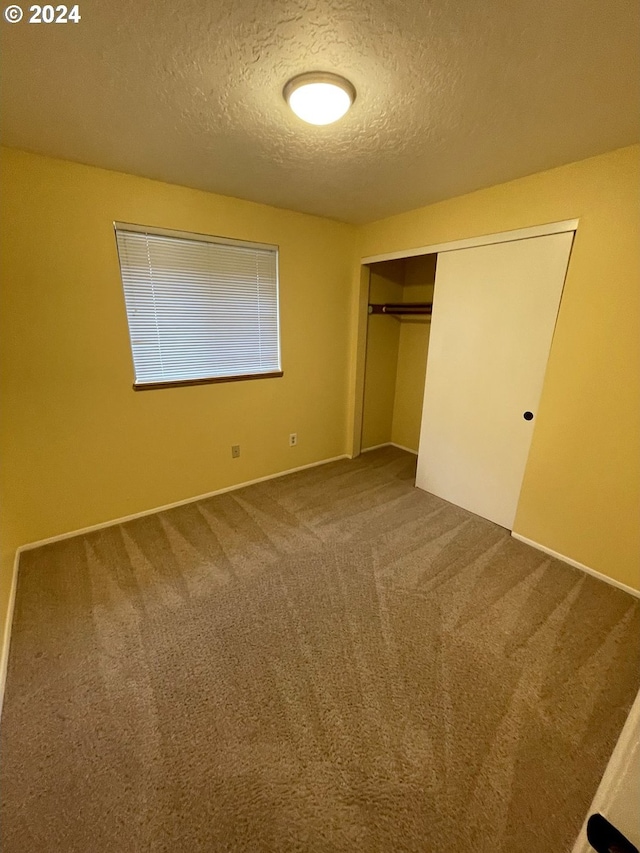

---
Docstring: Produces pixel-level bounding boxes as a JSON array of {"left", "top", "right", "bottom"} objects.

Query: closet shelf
[{"left": 368, "top": 302, "right": 432, "bottom": 316}]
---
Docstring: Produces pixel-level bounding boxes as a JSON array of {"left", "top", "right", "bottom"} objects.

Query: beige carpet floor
[{"left": 2, "top": 447, "right": 639, "bottom": 852}]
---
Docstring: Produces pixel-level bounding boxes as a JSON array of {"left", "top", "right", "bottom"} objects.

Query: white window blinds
[{"left": 114, "top": 224, "right": 281, "bottom": 388}]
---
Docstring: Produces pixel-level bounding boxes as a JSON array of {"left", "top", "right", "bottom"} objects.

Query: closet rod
[{"left": 368, "top": 302, "right": 432, "bottom": 315}]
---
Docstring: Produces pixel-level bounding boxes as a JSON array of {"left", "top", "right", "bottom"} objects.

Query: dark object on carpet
[{"left": 587, "top": 813, "right": 639, "bottom": 853}]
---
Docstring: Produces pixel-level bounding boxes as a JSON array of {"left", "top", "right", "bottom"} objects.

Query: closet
[
  {"left": 355, "top": 221, "right": 576, "bottom": 531},
  {"left": 360, "top": 255, "right": 436, "bottom": 453}
]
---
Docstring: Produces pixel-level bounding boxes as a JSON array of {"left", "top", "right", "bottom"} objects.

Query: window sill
[{"left": 133, "top": 371, "right": 284, "bottom": 391}]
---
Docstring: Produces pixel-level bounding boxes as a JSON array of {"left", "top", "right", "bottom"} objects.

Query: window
[{"left": 114, "top": 223, "right": 282, "bottom": 389}]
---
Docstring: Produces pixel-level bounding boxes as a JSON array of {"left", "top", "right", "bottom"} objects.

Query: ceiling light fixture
[{"left": 283, "top": 72, "right": 356, "bottom": 126}]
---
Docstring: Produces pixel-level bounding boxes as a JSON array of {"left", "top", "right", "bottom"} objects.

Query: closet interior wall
[{"left": 361, "top": 254, "right": 435, "bottom": 452}]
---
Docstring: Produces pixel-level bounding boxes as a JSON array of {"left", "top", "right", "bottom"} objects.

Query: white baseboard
[
  {"left": 0, "top": 452, "right": 349, "bottom": 719},
  {"left": 391, "top": 442, "right": 418, "bottom": 456},
  {"left": 511, "top": 532, "right": 640, "bottom": 599},
  {"left": 18, "top": 454, "right": 349, "bottom": 553},
  {"left": 0, "top": 550, "right": 20, "bottom": 722},
  {"left": 361, "top": 442, "right": 418, "bottom": 456}
]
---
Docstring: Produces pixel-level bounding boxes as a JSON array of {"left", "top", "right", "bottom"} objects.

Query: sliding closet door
[{"left": 415, "top": 231, "right": 573, "bottom": 529}]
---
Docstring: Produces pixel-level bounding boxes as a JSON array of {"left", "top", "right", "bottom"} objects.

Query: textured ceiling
[{"left": 1, "top": 0, "right": 638, "bottom": 223}]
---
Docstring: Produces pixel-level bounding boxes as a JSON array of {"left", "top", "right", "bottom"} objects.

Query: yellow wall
[
  {"left": 391, "top": 255, "right": 435, "bottom": 451},
  {"left": 0, "top": 148, "right": 356, "bottom": 643},
  {"left": 354, "top": 144, "right": 640, "bottom": 591},
  {"left": 360, "top": 261, "right": 403, "bottom": 448}
]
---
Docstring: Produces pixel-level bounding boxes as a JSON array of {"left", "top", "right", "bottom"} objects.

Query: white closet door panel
[{"left": 416, "top": 232, "right": 573, "bottom": 529}]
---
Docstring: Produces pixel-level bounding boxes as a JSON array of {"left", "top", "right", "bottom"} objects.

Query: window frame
[{"left": 113, "top": 221, "right": 283, "bottom": 391}]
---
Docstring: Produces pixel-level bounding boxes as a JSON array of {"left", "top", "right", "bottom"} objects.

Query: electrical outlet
[
  {"left": 231, "top": 445, "right": 240, "bottom": 458},
  {"left": 289, "top": 433, "right": 297, "bottom": 447}
]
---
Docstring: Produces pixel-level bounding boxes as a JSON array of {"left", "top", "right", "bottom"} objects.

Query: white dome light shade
[{"left": 284, "top": 73, "right": 356, "bottom": 126}]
